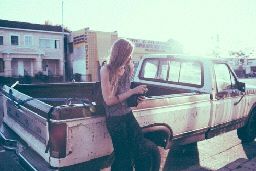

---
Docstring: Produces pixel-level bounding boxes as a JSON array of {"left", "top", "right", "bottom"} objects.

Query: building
[
  {"left": 0, "top": 19, "right": 69, "bottom": 79},
  {"left": 128, "top": 38, "right": 183, "bottom": 71},
  {"left": 69, "top": 28, "right": 183, "bottom": 82},
  {"left": 69, "top": 28, "right": 118, "bottom": 82},
  {"left": 129, "top": 38, "right": 182, "bottom": 61}
]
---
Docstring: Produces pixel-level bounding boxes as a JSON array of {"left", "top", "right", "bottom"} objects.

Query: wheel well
[
  {"left": 142, "top": 123, "right": 173, "bottom": 149},
  {"left": 237, "top": 104, "right": 256, "bottom": 143},
  {"left": 246, "top": 104, "right": 256, "bottom": 123}
]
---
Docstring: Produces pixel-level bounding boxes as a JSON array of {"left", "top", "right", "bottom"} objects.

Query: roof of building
[{"left": 0, "top": 19, "right": 70, "bottom": 33}]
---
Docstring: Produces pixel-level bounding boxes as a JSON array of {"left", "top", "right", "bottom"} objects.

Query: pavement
[
  {"left": 0, "top": 146, "right": 25, "bottom": 171},
  {"left": 159, "top": 129, "right": 256, "bottom": 171},
  {"left": 159, "top": 150, "right": 256, "bottom": 171},
  {"left": 217, "top": 158, "right": 256, "bottom": 171},
  {"left": 183, "top": 158, "right": 256, "bottom": 171}
]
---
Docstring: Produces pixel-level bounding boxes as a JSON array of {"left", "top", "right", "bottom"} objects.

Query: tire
[
  {"left": 237, "top": 109, "right": 256, "bottom": 143},
  {"left": 134, "top": 138, "right": 161, "bottom": 171}
]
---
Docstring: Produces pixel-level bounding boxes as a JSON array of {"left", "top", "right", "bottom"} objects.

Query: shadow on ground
[{"left": 163, "top": 143, "right": 211, "bottom": 171}]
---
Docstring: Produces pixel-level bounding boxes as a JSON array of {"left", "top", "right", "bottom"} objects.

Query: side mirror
[{"left": 237, "top": 81, "right": 245, "bottom": 92}]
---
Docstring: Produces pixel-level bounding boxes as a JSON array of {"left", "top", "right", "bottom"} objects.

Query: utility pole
[{"left": 62, "top": 0, "right": 66, "bottom": 82}]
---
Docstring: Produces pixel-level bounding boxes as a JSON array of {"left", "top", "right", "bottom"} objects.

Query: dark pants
[{"left": 106, "top": 111, "right": 160, "bottom": 171}]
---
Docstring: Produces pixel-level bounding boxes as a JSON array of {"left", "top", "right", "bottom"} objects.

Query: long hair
[{"left": 107, "top": 38, "right": 134, "bottom": 90}]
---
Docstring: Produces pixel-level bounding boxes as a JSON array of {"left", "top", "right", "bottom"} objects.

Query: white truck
[{"left": 1, "top": 54, "right": 256, "bottom": 170}]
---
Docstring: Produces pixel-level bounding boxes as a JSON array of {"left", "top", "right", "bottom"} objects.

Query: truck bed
[
  {"left": 1, "top": 82, "right": 206, "bottom": 168},
  {"left": 14, "top": 81, "right": 195, "bottom": 106}
]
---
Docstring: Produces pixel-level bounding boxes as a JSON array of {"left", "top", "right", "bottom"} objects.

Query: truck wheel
[
  {"left": 237, "top": 109, "right": 256, "bottom": 143},
  {"left": 134, "top": 138, "right": 161, "bottom": 171}
]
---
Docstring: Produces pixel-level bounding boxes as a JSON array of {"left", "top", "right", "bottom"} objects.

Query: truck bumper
[
  {"left": 0, "top": 123, "right": 54, "bottom": 171},
  {"left": 0, "top": 123, "right": 113, "bottom": 171}
]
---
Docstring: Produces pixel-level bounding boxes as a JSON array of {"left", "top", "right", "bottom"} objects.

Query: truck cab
[{"left": 132, "top": 54, "right": 255, "bottom": 145}]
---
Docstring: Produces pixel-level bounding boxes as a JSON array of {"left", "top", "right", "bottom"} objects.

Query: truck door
[{"left": 210, "top": 63, "right": 247, "bottom": 127}]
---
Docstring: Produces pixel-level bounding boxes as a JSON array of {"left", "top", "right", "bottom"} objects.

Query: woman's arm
[{"left": 100, "top": 66, "right": 147, "bottom": 106}]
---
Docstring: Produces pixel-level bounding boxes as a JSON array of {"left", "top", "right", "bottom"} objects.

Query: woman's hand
[
  {"left": 132, "top": 85, "right": 148, "bottom": 95},
  {"left": 137, "top": 96, "right": 146, "bottom": 104}
]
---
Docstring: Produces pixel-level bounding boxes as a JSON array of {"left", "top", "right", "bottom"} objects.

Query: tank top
[{"left": 104, "top": 66, "right": 132, "bottom": 117}]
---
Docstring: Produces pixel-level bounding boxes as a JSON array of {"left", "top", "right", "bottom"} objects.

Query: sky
[{"left": 1, "top": 0, "right": 256, "bottom": 55}]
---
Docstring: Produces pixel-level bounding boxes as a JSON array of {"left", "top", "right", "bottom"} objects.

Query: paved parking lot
[
  {"left": 0, "top": 141, "right": 25, "bottom": 171},
  {"left": 159, "top": 130, "right": 256, "bottom": 171}
]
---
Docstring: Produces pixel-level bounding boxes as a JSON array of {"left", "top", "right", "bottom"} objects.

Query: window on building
[
  {"left": 55, "top": 40, "right": 60, "bottom": 49},
  {"left": 24, "top": 35, "right": 33, "bottom": 47},
  {"left": 42, "top": 61, "right": 48, "bottom": 71},
  {"left": 0, "top": 59, "right": 4, "bottom": 72},
  {"left": 11, "top": 35, "right": 19, "bottom": 45},
  {"left": 39, "top": 39, "right": 54, "bottom": 48},
  {"left": 0, "top": 36, "right": 3, "bottom": 45},
  {"left": 39, "top": 39, "right": 60, "bottom": 49}
]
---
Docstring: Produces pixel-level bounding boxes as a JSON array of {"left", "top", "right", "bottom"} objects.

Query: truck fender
[
  {"left": 142, "top": 123, "right": 173, "bottom": 149},
  {"left": 250, "top": 103, "right": 256, "bottom": 114},
  {"left": 244, "top": 103, "right": 256, "bottom": 124},
  {"left": 243, "top": 102, "right": 256, "bottom": 126},
  {"left": 237, "top": 103, "right": 256, "bottom": 143}
]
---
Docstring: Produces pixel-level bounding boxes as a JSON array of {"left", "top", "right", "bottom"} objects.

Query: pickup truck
[{"left": 1, "top": 54, "right": 256, "bottom": 170}]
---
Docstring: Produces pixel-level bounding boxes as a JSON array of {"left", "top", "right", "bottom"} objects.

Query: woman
[{"left": 100, "top": 38, "right": 160, "bottom": 171}]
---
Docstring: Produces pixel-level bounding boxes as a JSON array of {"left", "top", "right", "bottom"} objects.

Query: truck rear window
[{"left": 139, "top": 58, "right": 203, "bottom": 87}]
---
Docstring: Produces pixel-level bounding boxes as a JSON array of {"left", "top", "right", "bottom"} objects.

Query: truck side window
[
  {"left": 168, "top": 61, "right": 181, "bottom": 82},
  {"left": 157, "top": 60, "right": 168, "bottom": 80},
  {"left": 179, "top": 62, "right": 201, "bottom": 85},
  {"left": 168, "top": 61, "right": 202, "bottom": 86},
  {"left": 214, "top": 64, "right": 236, "bottom": 92},
  {"left": 141, "top": 59, "right": 159, "bottom": 79}
]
